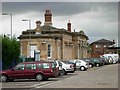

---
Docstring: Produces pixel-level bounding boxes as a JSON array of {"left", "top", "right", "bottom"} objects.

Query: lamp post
[
  {"left": 2, "top": 13, "right": 12, "bottom": 39},
  {"left": 22, "top": 19, "right": 31, "bottom": 57}
]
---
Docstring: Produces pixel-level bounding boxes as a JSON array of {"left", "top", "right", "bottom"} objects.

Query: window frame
[{"left": 47, "top": 44, "right": 52, "bottom": 58}]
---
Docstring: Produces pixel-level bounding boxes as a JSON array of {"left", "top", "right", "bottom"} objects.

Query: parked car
[
  {"left": 63, "top": 61, "right": 76, "bottom": 71},
  {"left": 0, "top": 61, "right": 59, "bottom": 82},
  {"left": 101, "top": 54, "right": 119, "bottom": 64},
  {"left": 59, "top": 61, "right": 75, "bottom": 75},
  {"left": 68, "top": 59, "right": 89, "bottom": 71},
  {"left": 48, "top": 59, "right": 64, "bottom": 76},
  {"left": 100, "top": 57, "right": 109, "bottom": 65},
  {"left": 90, "top": 58, "right": 103, "bottom": 67},
  {"left": 82, "top": 58, "right": 95, "bottom": 68}
]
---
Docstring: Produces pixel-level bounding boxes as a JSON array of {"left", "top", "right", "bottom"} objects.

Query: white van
[{"left": 101, "top": 54, "right": 119, "bottom": 64}]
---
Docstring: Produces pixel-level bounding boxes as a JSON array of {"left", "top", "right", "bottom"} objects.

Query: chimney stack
[
  {"left": 67, "top": 20, "right": 71, "bottom": 32},
  {"left": 35, "top": 21, "right": 42, "bottom": 34},
  {"left": 36, "top": 21, "right": 41, "bottom": 29},
  {"left": 44, "top": 10, "right": 52, "bottom": 26}
]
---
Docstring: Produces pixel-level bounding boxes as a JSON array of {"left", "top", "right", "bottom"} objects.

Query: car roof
[{"left": 20, "top": 60, "right": 54, "bottom": 64}]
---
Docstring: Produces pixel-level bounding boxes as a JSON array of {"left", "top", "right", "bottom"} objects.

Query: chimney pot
[
  {"left": 67, "top": 20, "right": 71, "bottom": 32},
  {"left": 36, "top": 21, "right": 41, "bottom": 28}
]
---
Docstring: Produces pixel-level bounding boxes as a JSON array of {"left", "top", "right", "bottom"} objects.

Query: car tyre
[
  {"left": 36, "top": 74, "right": 43, "bottom": 81},
  {"left": 0, "top": 75, "right": 7, "bottom": 82},
  {"left": 89, "top": 64, "right": 93, "bottom": 68},
  {"left": 96, "top": 63, "right": 100, "bottom": 67},
  {"left": 80, "top": 66, "right": 86, "bottom": 71}
]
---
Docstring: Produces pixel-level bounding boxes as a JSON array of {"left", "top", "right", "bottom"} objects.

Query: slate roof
[
  {"left": 18, "top": 25, "right": 88, "bottom": 40},
  {"left": 90, "top": 39, "right": 115, "bottom": 45},
  {"left": 41, "top": 25, "right": 57, "bottom": 30}
]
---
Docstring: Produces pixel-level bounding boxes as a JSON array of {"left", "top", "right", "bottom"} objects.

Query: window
[
  {"left": 96, "top": 45, "right": 98, "bottom": 48},
  {"left": 26, "top": 64, "right": 36, "bottom": 70},
  {"left": 30, "top": 45, "right": 37, "bottom": 58},
  {"left": 96, "top": 45, "right": 101, "bottom": 48},
  {"left": 37, "top": 63, "right": 50, "bottom": 69},
  {"left": 42, "top": 63, "right": 50, "bottom": 69},
  {"left": 76, "top": 60, "right": 81, "bottom": 63},
  {"left": 104, "top": 45, "right": 106, "bottom": 47},
  {"left": 48, "top": 44, "right": 52, "bottom": 58},
  {"left": 37, "top": 63, "right": 43, "bottom": 69},
  {"left": 14, "top": 64, "right": 25, "bottom": 70},
  {"left": 51, "top": 62, "right": 56, "bottom": 68}
]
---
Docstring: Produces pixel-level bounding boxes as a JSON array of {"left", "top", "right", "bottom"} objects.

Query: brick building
[
  {"left": 18, "top": 10, "right": 89, "bottom": 60},
  {"left": 90, "top": 39, "right": 115, "bottom": 58}
]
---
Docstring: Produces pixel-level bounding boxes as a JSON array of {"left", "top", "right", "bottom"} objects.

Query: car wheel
[
  {"left": 80, "top": 66, "right": 86, "bottom": 71},
  {"left": 36, "top": 74, "right": 43, "bottom": 81},
  {"left": 96, "top": 63, "right": 100, "bottom": 67},
  {"left": 0, "top": 75, "right": 7, "bottom": 82},
  {"left": 89, "top": 64, "right": 93, "bottom": 68}
]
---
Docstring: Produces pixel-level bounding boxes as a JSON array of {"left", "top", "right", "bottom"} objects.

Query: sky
[{"left": 1, "top": 1, "right": 119, "bottom": 46}]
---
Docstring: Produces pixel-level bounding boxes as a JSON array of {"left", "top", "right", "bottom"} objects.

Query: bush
[{"left": 1, "top": 35, "right": 20, "bottom": 70}]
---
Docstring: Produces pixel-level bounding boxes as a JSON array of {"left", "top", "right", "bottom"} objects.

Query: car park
[
  {"left": 68, "top": 59, "right": 89, "bottom": 71},
  {"left": 0, "top": 61, "right": 59, "bottom": 82}
]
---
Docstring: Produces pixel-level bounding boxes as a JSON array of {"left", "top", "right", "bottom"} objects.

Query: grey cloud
[
  {"left": 2, "top": 2, "right": 118, "bottom": 44},
  {"left": 2, "top": 0, "right": 120, "bottom": 2},
  {"left": 2, "top": 2, "right": 117, "bottom": 16},
  {"left": 2, "top": 2, "right": 118, "bottom": 25}
]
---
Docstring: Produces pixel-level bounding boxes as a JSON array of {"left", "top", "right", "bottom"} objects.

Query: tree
[{"left": 1, "top": 35, "right": 20, "bottom": 70}]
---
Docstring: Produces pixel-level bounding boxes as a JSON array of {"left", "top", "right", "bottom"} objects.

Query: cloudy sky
[{"left": 1, "top": 1, "right": 119, "bottom": 46}]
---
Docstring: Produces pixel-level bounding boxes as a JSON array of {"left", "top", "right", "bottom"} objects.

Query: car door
[
  {"left": 76, "top": 60, "right": 81, "bottom": 68},
  {"left": 24, "top": 63, "right": 36, "bottom": 78},
  {"left": 9, "top": 64, "right": 25, "bottom": 79}
]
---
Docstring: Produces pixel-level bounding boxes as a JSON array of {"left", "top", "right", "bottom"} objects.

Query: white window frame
[{"left": 30, "top": 45, "right": 37, "bottom": 58}]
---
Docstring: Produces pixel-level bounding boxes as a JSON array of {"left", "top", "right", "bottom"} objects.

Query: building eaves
[{"left": 18, "top": 34, "right": 62, "bottom": 40}]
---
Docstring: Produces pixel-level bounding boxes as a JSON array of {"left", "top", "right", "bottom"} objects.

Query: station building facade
[{"left": 18, "top": 10, "right": 89, "bottom": 60}]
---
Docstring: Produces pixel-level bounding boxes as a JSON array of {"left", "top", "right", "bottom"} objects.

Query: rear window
[{"left": 37, "top": 63, "right": 50, "bottom": 69}]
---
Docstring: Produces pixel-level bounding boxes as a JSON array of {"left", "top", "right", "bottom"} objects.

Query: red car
[{"left": 0, "top": 61, "right": 59, "bottom": 82}]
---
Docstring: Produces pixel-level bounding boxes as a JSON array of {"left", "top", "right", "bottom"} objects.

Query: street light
[
  {"left": 22, "top": 19, "right": 31, "bottom": 57},
  {"left": 2, "top": 13, "right": 12, "bottom": 39},
  {"left": 22, "top": 19, "right": 31, "bottom": 29}
]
